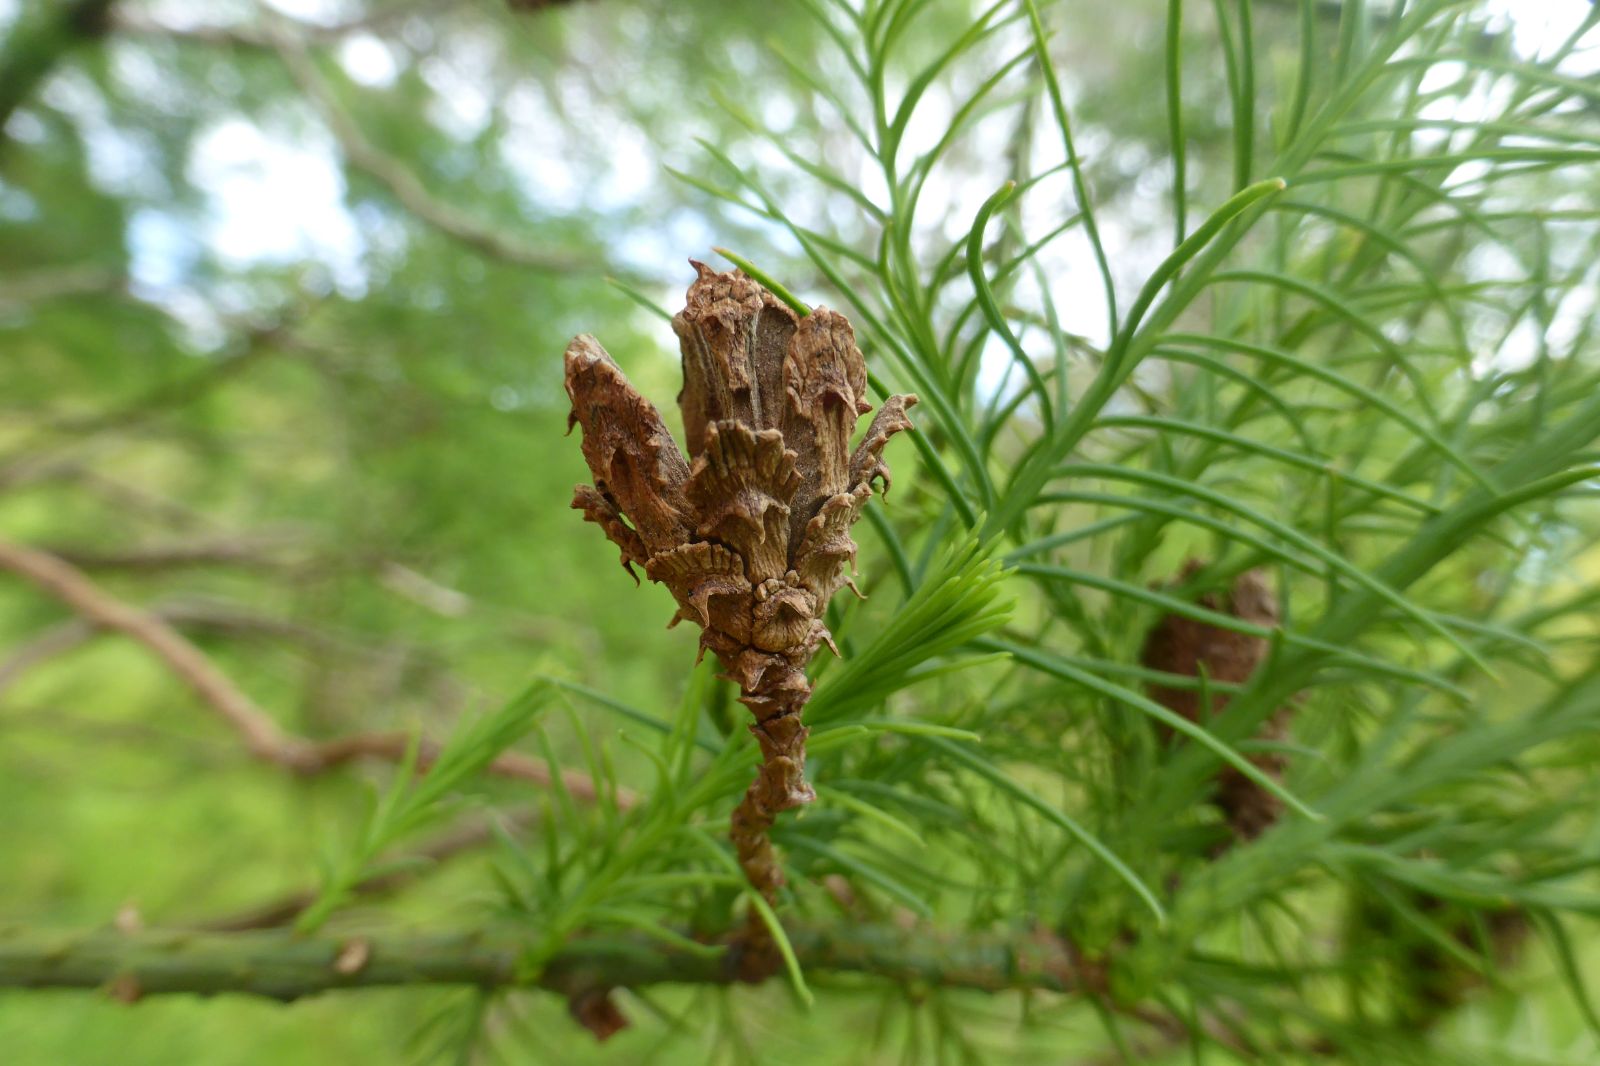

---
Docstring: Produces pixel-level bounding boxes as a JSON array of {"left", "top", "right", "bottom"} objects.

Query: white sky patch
[
  {"left": 760, "top": 95, "right": 797, "bottom": 134},
  {"left": 616, "top": 209, "right": 719, "bottom": 276},
  {"left": 338, "top": 33, "right": 401, "bottom": 89},
  {"left": 3, "top": 110, "right": 45, "bottom": 145},
  {"left": 0, "top": 177, "right": 37, "bottom": 222},
  {"left": 184, "top": 118, "right": 366, "bottom": 290},
  {"left": 127, "top": 209, "right": 198, "bottom": 290},
  {"left": 1491, "top": 315, "right": 1545, "bottom": 374},
  {"left": 109, "top": 41, "right": 188, "bottom": 113},
  {"left": 895, "top": 88, "right": 954, "bottom": 173},
  {"left": 41, "top": 72, "right": 168, "bottom": 200},
  {"left": 1547, "top": 282, "right": 1597, "bottom": 354},
  {"left": 975, "top": 332, "right": 1018, "bottom": 402},
  {"left": 592, "top": 122, "right": 655, "bottom": 211},
  {"left": 499, "top": 83, "right": 583, "bottom": 213},
  {"left": 99, "top": 0, "right": 1596, "bottom": 335},
  {"left": 1485, "top": 0, "right": 1600, "bottom": 72},
  {"left": 423, "top": 65, "right": 492, "bottom": 141},
  {"left": 421, "top": 31, "right": 500, "bottom": 141},
  {"left": 261, "top": 0, "right": 353, "bottom": 25}
]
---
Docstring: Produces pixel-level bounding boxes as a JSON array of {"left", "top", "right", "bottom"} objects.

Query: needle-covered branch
[{"left": 0, "top": 923, "right": 1082, "bottom": 1002}]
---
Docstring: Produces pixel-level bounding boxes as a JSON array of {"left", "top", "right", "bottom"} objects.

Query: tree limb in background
[
  {"left": 0, "top": 539, "right": 630, "bottom": 806},
  {"left": 0, "top": 617, "right": 98, "bottom": 696},
  {"left": 0, "top": 539, "right": 294, "bottom": 759},
  {"left": 269, "top": 30, "right": 598, "bottom": 276},
  {"left": 0, "top": 599, "right": 343, "bottom": 695},
  {"left": 0, "top": 266, "right": 125, "bottom": 311},
  {"left": 110, "top": 2, "right": 439, "bottom": 50},
  {"left": 39, "top": 534, "right": 304, "bottom": 572},
  {"left": 0, "top": 305, "right": 308, "bottom": 492}
]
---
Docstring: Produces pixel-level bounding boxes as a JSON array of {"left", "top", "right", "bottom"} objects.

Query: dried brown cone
[
  {"left": 564, "top": 261, "right": 917, "bottom": 962},
  {"left": 1404, "top": 898, "right": 1529, "bottom": 1026},
  {"left": 1349, "top": 888, "right": 1530, "bottom": 1029},
  {"left": 1139, "top": 561, "right": 1288, "bottom": 842}
]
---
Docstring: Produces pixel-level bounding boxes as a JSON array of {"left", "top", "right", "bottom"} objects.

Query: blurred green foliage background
[{"left": 5, "top": 0, "right": 1600, "bottom": 1062}]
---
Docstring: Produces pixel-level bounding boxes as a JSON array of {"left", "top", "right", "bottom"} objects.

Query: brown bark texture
[{"left": 563, "top": 262, "right": 916, "bottom": 933}]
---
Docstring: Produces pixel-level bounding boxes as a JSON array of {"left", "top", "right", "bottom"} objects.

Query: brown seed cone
[
  {"left": 1140, "top": 561, "right": 1288, "bottom": 843},
  {"left": 564, "top": 261, "right": 916, "bottom": 973}
]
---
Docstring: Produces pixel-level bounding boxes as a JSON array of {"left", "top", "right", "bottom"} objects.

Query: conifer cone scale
[
  {"left": 564, "top": 261, "right": 917, "bottom": 940},
  {"left": 1140, "top": 562, "right": 1290, "bottom": 842}
]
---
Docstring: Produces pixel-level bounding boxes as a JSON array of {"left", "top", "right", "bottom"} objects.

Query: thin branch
[
  {"left": 0, "top": 539, "right": 295, "bottom": 759},
  {"left": 0, "top": 539, "right": 630, "bottom": 807},
  {"left": 54, "top": 319, "right": 292, "bottom": 435},
  {"left": 297, "top": 730, "right": 598, "bottom": 794},
  {"left": 111, "top": 1, "right": 586, "bottom": 50},
  {"left": 4, "top": 462, "right": 220, "bottom": 530},
  {"left": 199, "top": 809, "right": 536, "bottom": 932},
  {"left": 0, "top": 310, "right": 308, "bottom": 490},
  {"left": 40, "top": 534, "right": 303, "bottom": 572},
  {"left": 110, "top": 1, "right": 444, "bottom": 50},
  {"left": 0, "top": 922, "right": 1082, "bottom": 1002},
  {"left": 0, "top": 266, "right": 125, "bottom": 310},
  {"left": 269, "top": 30, "right": 597, "bottom": 276},
  {"left": 0, "top": 595, "right": 417, "bottom": 697},
  {"left": 0, "top": 617, "right": 95, "bottom": 696}
]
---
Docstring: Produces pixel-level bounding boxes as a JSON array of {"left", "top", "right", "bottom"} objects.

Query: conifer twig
[{"left": 0, "top": 923, "right": 1082, "bottom": 1001}]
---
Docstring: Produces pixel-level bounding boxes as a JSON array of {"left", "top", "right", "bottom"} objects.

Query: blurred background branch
[
  {"left": 269, "top": 25, "right": 605, "bottom": 277},
  {"left": 0, "top": 539, "right": 621, "bottom": 802}
]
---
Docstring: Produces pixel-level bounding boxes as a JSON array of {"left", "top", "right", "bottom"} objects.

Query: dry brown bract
[
  {"left": 1140, "top": 562, "right": 1288, "bottom": 842},
  {"left": 564, "top": 261, "right": 917, "bottom": 939}
]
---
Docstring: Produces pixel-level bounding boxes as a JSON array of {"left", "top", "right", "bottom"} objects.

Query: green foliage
[
  {"left": 808, "top": 529, "right": 1012, "bottom": 722},
  {"left": 297, "top": 678, "right": 555, "bottom": 933}
]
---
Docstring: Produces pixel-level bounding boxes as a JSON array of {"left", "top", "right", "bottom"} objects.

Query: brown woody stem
[
  {"left": 0, "top": 922, "right": 1083, "bottom": 1001},
  {"left": 728, "top": 661, "right": 815, "bottom": 974}
]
